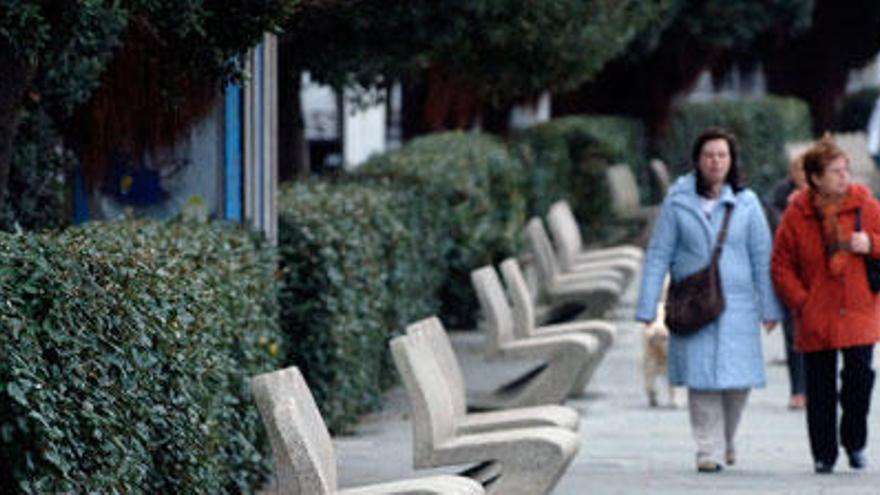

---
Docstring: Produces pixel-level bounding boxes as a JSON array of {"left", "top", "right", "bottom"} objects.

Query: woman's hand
[
  {"left": 851, "top": 231, "right": 872, "bottom": 254},
  {"left": 762, "top": 320, "right": 779, "bottom": 333}
]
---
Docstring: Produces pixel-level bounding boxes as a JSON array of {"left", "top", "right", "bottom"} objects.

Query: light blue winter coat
[{"left": 635, "top": 173, "right": 783, "bottom": 390}]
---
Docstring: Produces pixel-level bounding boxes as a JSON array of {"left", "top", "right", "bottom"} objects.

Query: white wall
[
  {"left": 342, "top": 88, "right": 387, "bottom": 169},
  {"left": 509, "top": 91, "right": 551, "bottom": 130}
]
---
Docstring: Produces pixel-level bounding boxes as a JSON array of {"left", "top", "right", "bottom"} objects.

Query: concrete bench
[
  {"left": 605, "top": 163, "right": 658, "bottom": 244},
  {"left": 403, "top": 316, "right": 580, "bottom": 432},
  {"left": 471, "top": 265, "right": 603, "bottom": 404},
  {"left": 605, "top": 163, "right": 657, "bottom": 221},
  {"left": 251, "top": 366, "right": 485, "bottom": 495},
  {"left": 391, "top": 318, "right": 580, "bottom": 495},
  {"left": 525, "top": 217, "right": 623, "bottom": 317},
  {"left": 649, "top": 158, "right": 671, "bottom": 198},
  {"left": 500, "top": 257, "right": 616, "bottom": 345},
  {"left": 499, "top": 257, "right": 616, "bottom": 395},
  {"left": 546, "top": 200, "right": 642, "bottom": 283}
]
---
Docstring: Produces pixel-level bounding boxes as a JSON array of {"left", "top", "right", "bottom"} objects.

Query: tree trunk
[
  {"left": 278, "top": 69, "right": 309, "bottom": 181},
  {"left": 277, "top": 38, "right": 310, "bottom": 181},
  {"left": 553, "top": 32, "right": 717, "bottom": 139},
  {"left": 761, "top": 0, "right": 880, "bottom": 136},
  {"left": 0, "top": 46, "right": 34, "bottom": 213},
  {"left": 480, "top": 101, "right": 512, "bottom": 135},
  {"left": 762, "top": 43, "right": 850, "bottom": 135},
  {"left": 422, "top": 66, "right": 481, "bottom": 132},
  {"left": 808, "top": 71, "right": 849, "bottom": 135},
  {"left": 400, "top": 78, "right": 428, "bottom": 141}
]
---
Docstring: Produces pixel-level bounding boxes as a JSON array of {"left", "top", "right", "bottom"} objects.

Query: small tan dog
[{"left": 642, "top": 283, "right": 686, "bottom": 408}]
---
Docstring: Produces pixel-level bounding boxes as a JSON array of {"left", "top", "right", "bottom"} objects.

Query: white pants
[{"left": 688, "top": 389, "right": 750, "bottom": 464}]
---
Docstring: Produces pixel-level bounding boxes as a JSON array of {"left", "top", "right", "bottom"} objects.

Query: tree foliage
[
  {"left": 555, "top": 0, "right": 814, "bottom": 135},
  {"left": 761, "top": 0, "right": 880, "bottom": 133},
  {"left": 282, "top": 0, "right": 675, "bottom": 131},
  {"left": 565, "top": 0, "right": 880, "bottom": 137},
  {"left": 4, "top": 0, "right": 296, "bottom": 116},
  {"left": 2, "top": 1, "right": 127, "bottom": 114},
  {"left": 0, "top": 0, "right": 297, "bottom": 226}
]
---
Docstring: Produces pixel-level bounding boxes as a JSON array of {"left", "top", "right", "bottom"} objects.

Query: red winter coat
[{"left": 771, "top": 184, "right": 880, "bottom": 352}]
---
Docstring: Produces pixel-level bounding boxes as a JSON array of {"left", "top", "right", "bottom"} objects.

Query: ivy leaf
[{"left": 7, "top": 382, "right": 27, "bottom": 406}]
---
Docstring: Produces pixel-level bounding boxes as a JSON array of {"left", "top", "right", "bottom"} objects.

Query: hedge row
[
  {"left": 276, "top": 132, "right": 527, "bottom": 430},
  {"left": 0, "top": 220, "right": 282, "bottom": 493},
  {"left": 357, "top": 132, "right": 526, "bottom": 330},
  {"left": 277, "top": 180, "right": 444, "bottom": 432},
  {"left": 656, "top": 96, "right": 812, "bottom": 196},
  {"left": 510, "top": 115, "right": 647, "bottom": 239}
]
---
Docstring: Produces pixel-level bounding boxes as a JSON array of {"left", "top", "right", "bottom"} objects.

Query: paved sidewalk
[{"left": 334, "top": 283, "right": 880, "bottom": 494}]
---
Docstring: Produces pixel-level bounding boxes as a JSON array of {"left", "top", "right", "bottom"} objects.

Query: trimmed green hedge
[
  {"left": 557, "top": 115, "right": 648, "bottom": 172},
  {"left": 772, "top": 96, "right": 813, "bottom": 142},
  {"left": 657, "top": 96, "right": 812, "bottom": 196},
  {"left": 358, "top": 132, "right": 526, "bottom": 330},
  {"left": 275, "top": 133, "right": 526, "bottom": 430},
  {"left": 277, "top": 180, "right": 444, "bottom": 432},
  {"left": 0, "top": 220, "right": 281, "bottom": 493},
  {"left": 510, "top": 115, "right": 647, "bottom": 238},
  {"left": 836, "top": 86, "right": 880, "bottom": 133}
]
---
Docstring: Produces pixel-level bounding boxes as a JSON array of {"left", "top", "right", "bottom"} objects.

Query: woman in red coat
[{"left": 771, "top": 135, "right": 880, "bottom": 474}]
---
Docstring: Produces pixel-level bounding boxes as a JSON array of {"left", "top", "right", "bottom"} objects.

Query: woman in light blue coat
[{"left": 636, "top": 128, "right": 783, "bottom": 473}]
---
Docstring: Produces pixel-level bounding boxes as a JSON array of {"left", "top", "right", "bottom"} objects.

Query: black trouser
[
  {"left": 804, "top": 345, "right": 876, "bottom": 465},
  {"left": 782, "top": 311, "right": 805, "bottom": 396}
]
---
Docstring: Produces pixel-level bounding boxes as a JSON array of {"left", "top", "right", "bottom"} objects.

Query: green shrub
[
  {"left": 277, "top": 180, "right": 444, "bottom": 432},
  {"left": 0, "top": 220, "right": 281, "bottom": 493},
  {"left": 2, "top": 107, "right": 73, "bottom": 232},
  {"left": 555, "top": 115, "right": 649, "bottom": 172},
  {"left": 510, "top": 115, "right": 647, "bottom": 238},
  {"left": 357, "top": 132, "right": 526, "bottom": 329},
  {"left": 657, "top": 96, "right": 812, "bottom": 196},
  {"left": 770, "top": 95, "right": 813, "bottom": 141},
  {"left": 836, "top": 86, "right": 880, "bottom": 133}
]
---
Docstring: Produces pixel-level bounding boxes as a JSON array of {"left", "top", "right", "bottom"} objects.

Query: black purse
[
  {"left": 664, "top": 205, "right": 733, "bottom": 335},
  {"left": 855, "top": 208, "right": 880, "bottom": 293}
]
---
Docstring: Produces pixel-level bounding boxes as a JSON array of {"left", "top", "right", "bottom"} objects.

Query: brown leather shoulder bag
[{"left": 664, "top": 205, "right": 733, "bottom": 335}]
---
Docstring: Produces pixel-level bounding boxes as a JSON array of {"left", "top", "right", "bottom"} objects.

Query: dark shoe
[
  {"left": 697, "top": 461, "right": 723, "bottom": 473},
  {"left": 814, "top": 461, "right": 834, "bottom": 474},
  {"left": 725, "top": 449, "right": 736, "bottom": 466},
  {"left": 848, "top": 450, "right": 867, "bottom": 470}
]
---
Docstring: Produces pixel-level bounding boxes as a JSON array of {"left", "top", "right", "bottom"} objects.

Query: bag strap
[{"left": 710, "top": 205, "right": 734, "bottom": 263}]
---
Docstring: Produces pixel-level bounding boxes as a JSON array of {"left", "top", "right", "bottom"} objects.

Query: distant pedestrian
[
  {"left": 766, "top": 152, "right": 808, "bottom": 410},
  {"left": 636, "top": 128, "right": 782, "bottom": 473},
  {"left": 771, "top": 134, "right": 880, "bottom": 474},
  {"left": 867, "top": 96, "right": 880, "bottom": 166}
]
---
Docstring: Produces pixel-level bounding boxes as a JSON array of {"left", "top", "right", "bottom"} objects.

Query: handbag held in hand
[
  {"left": 855, "top": 208, "right": 880, "bottom": 293},
  {"left": 664, "top": 205, "right": 733, "bottom": 335}
]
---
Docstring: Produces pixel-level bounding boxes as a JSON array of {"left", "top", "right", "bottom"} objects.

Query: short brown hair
[{"left": 802, "top": 134, "right": 847, "bottom": 189}]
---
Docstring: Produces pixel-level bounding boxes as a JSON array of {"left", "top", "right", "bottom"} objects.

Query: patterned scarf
[{"left": 810, "top": 189, "right": 849, "bottom": 277}]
